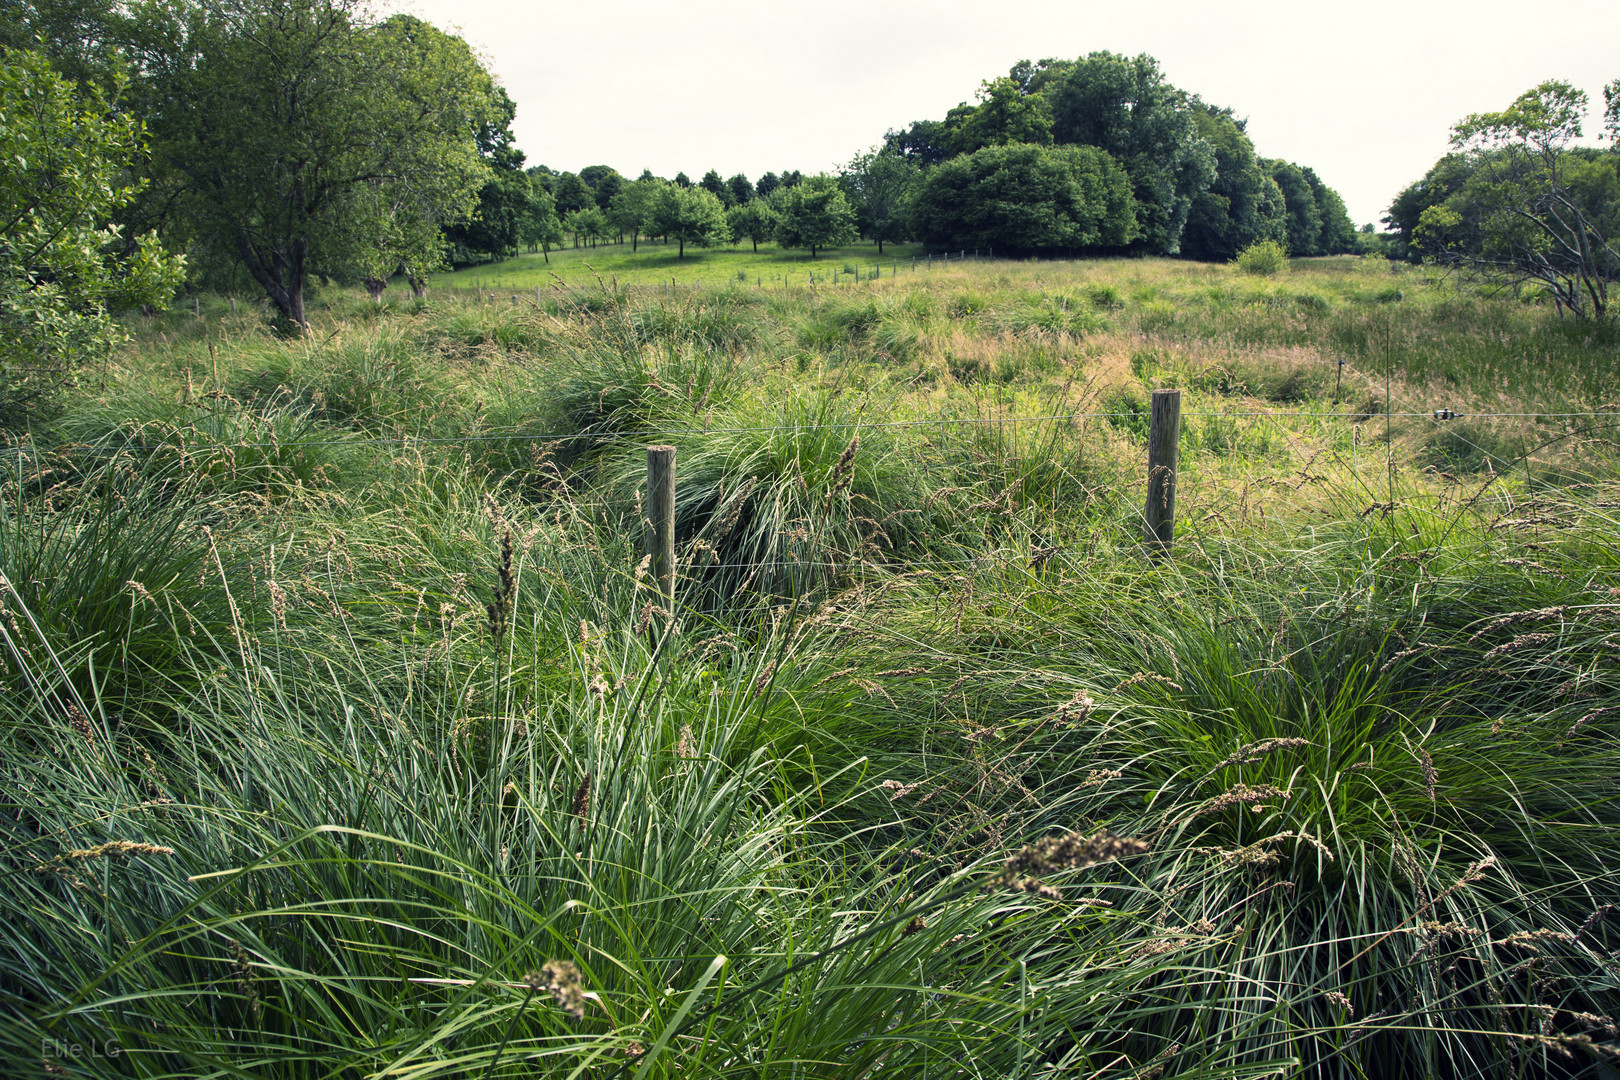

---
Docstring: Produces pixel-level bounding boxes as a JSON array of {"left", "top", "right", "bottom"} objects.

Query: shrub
[{"left": 1235, "top": 239, "right": 1290, "bottom": 276}]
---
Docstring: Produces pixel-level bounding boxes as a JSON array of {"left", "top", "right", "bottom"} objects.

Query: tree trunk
[
  {"left": 678, "top": 238, "right": 685, "bottom": 258},
  {"left": 752, "top": 238, "right": 758, "bottom": 253},
  {"left": 877, "top": 238, "right": 884, "bottom": 255},
  {"left": 236, "top": 232, "right": 309, "bottom": 329},
  {"left": 363, "top": 277, "right": 387, "bottom": 303}
]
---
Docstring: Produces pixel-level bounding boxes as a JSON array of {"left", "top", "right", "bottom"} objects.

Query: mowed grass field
[
  {"left": 435, "top": 238, "right": 929, "bottom": 289},
  {"left": 7, "top": 253, "right": 1620, "bottom": 1078}
]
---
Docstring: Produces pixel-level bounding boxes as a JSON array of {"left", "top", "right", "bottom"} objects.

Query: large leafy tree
[
  {"left": 1041, "top": 52, "right": 1215, "bottom": 255},
  {"left": 125, "top": 0, "right": 496, "bottom": 327},
  {"left": 909, "top": 142, "right": 1136, "bottom": 254},
  {"left": 1265, "top": 160, "right": 1323, "bottom": 256},
  {"left": 772, "top": 174, "right": 858, "bottom": 259},
  {"left": 1415, "top": 80, "right": 1620, "bottom": 318},
  {"left": 0, "top": 48, "right": 182, "bottom": 413},
  {"left": 957, "top": 76, "right": 1053, "bottom": 153},
  {"left": 841, "top": 146, "right": 917, "bottom": 254},
  {"left": 1181, "top": 106, "right": 1286, "bottom": 262}
]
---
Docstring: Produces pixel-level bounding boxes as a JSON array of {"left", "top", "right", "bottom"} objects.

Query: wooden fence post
[
  {"left": 1143, "top": 389, "right": 1181, "bottom": 556},
  {"left": 646, "top": 445, "right": 677, "bottom": 612}
]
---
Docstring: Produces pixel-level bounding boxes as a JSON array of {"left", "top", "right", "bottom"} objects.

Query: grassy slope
[{"left": 5, "top": 255, "right": 1620, "bottom": 1078}]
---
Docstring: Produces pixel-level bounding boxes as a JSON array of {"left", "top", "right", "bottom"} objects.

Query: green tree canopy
[
  {"left": 1265, "top": 159, "right": 1322, "bottom": 256},
  {"left": 1414, "top": 80, "right": 1620, "bottom": 318},
  {"left": 772, "top": 174, "right": 858, "bottom": 259},
  {"left": 125, "top": 0, "right": 497, "bottom": 326},
  {"left": 1041, "top": 52, "right": 1214, "bottom": 254},
  {"left": 650, "top": 184, "right": 729, "bottom": 257},
  {"left": 909, "top": 143, "right": 1137, "bottom": 254},
  {"left": 1180, "top": 106, "right": 1286, "bottom": 262},
  {"left": 0, "top": 48, "right": 182, "bottom": 414},
  {"left": 841, "top": 146, "right": 918, "bottom": 254},
  {"left": 726, "top": 199, "right": 778, "bottom": 253},
  {"left": 957, "top": 76, "right": 1054, "bottom": 152}
]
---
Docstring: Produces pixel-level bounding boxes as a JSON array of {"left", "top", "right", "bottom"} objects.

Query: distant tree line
[{"left": 877, "top": 53, "right": 1359, "bottom": 260}]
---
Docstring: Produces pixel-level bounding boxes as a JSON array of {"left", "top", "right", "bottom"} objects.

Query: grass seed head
[
  {"left": 525, "top": 960, "right": 587, "bottom": 1020},
  {"left": 986, "top": 830, "right": 1149, "bottom": 899}
]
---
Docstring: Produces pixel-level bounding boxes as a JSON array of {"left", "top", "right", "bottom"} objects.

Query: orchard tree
[
  {"left": 517, "top": 185, "right": 562, "bottom": 262},
  {"left": 126, "top": 1, "right": 497, "bottom": 327},
  {"left": 842, "top": 146, "right": 917, "bottom": 254},
  {"left": 772, "top": 174, "right": 858, "bottom": 258},
  {"left": 609, "top": 178, "right": 660, "bottom": 252},
  {"left": 727, "top": 173, "right": 755, "bottom": 205},
  {"left": 909, "top": 143, "right": 1137, "bottom": 254},
  {"left": 756, "top": 171, "right": 781, "bottom": 198},
  {"left": 0, "top": 49, "right": 182, "bottom": 411},
  {"left": 726, "top": 199, "right": 778, "bottom": 253},
  {"left": 651, "top": 184, "right": 729, "bottom": 257}
]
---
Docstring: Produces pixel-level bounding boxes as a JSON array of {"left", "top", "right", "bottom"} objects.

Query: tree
[
  {"left": 443, "top": 85, "right": 530, "bottom": 269},
  {"left": 673, "top": 171, "right": 692, "bottom": 188},
  {"left": 755, "top": 172, "right": 781, "bottom": 198},
  {"left": 699, "top": 169, "right": 733, "bottom": 208},
  {"left": 650, "top": 184, "right": 729, "bottom": 257},
  {"left": 552, "top": 172, "right": 594, "bottom": 217},
  {"left": 609, "top": 178, "right": 660, "bottom": 252},
  {"left": 125, "top": 1, "right": 496, "bottom": 327},
  {"left": 841, "top": 146, "right": 917, "bottom": 254},
  {"left": 772, "top": 174, "right": 858, "bottom": 258},
  {"left": 726, "top": 199, "right": 778, "bottom": 253},
  {"left": 1041, "top": 52, "right": 1215, "bottom": 254},
  {"left": 0, "top": 49, "right": 182, "bottom": 413},
  {"left": 563, "top": 206, "right": 608, "bottom": 248},
  {"left": 727, "top": 173, "right": 754, "bottom": 205},
  {"left": 1303, "top": 168, "right": 1357, "bottom": 254},
  {"left": 1181, "top": 105, "right": 1287, "bottom": 262},
  {"left": 1416, "top": 81, "right": 1620, "bottom": 318},
  {"left": 909, "top": 143, "right": 1137, "bottom": 254},
  {"left": 1266, "top": 160, "right": 1323, "bottom": 256},
  {"left": 517, "top": 185, "right": 562, "bottom": 262},
  {"left": 957, "top": 76, "right": 1054, "bottom": 152}
]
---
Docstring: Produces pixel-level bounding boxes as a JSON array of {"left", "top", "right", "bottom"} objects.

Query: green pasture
[{"left": 431, "top": 238, "right": 932, "bottom": 289}]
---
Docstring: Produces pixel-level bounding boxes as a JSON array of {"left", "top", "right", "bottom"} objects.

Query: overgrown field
[{"left": 7, "top": 256, "right": 1620, "bottom": 1078}]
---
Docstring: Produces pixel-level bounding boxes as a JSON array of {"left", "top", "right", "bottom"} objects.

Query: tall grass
[{"left": 5, "top": 255, "right": 1620, "bottom": 1076}]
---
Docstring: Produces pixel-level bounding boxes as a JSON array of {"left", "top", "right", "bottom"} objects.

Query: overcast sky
[{"left": 402, "top": 0, "right": 1618, "bottom": 230}]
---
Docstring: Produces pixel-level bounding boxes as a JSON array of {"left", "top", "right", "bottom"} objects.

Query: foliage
[
  {"left": 125, "top": 0, "right": 499, "bottom": 327},
  {"left": 1234, "top": 238, "right": 1289, "bottom": 275},
  {"left": 910, "top": 142, "right": 1138, "bottom": 254},
  {"left": 650, "top": 183, "right": 731, "bottom": 257},
  {"left": 1415, "top": 80, "right": 1620, "bottom": 319},
  {"left": 1181, "top": 106, "right": 1288, "bottom": 261},
  {"left": 0, "top": 48, "right": 182, "bottom": 419},
  {"left": 840, "top": 146, "right": 918, "bottom": 255},
  {"left": 725, "top": 199, "right": 778, "bottom": 253},
  {"left": 771, "top": 174, "right": 859, "bottom": 258}
]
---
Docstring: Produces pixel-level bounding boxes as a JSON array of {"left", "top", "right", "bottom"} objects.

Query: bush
[{"left": 1235, "top": 239, "right": 1290, "bottom": 276}]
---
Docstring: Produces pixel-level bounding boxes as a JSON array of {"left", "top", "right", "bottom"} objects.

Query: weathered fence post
[
  {"left": 1143, "top": 389, "right": 1181, "bottom": 557},
  {"left": 646, "top": 445, "right": 677, "bottom": 613}
]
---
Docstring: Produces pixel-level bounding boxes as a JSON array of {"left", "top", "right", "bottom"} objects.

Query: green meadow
[{"left": 8, "top": 252, "right": 1620, "bottom": 1078}]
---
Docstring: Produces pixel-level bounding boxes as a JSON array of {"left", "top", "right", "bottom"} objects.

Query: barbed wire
[{"left": 2, "top": 407, "right": 1615, "bottom": 456}]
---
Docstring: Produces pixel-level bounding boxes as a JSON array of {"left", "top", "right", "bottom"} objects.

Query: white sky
[{"left": 401, "top": 0, "right": 1618, "bottom": 231}]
